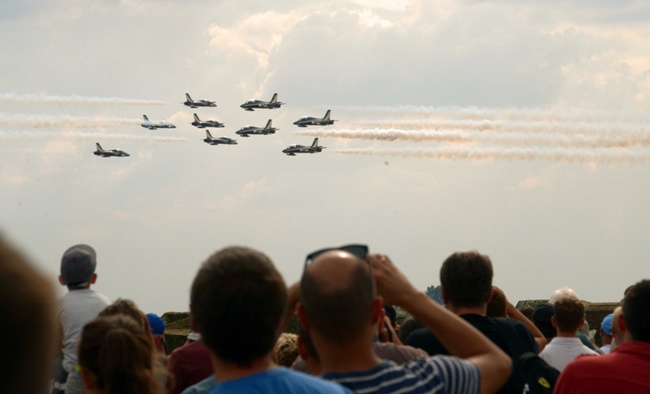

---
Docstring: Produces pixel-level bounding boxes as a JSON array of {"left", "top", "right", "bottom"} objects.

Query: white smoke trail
[
  {"left": 0, "top": 92, "right": 163, "bottom": 106},
  {"left": 0, "top": 130, "right": 187, "bottom": 142},
  {"left": 339, "top": 105, "right": 650, "bottom": 123},
  {"left": 0, "top": 113, "right": 141, "bottom": 128},
  {"left": 295, "top": 128, "right": 650, "bottom": 149},
  {"left": 336, "top": 147, "right": 650, "bottom": 165}
]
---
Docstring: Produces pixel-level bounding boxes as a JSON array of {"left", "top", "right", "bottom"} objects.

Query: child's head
[{"left": 59, "top": 244, "right": 97, "bottom": 289}]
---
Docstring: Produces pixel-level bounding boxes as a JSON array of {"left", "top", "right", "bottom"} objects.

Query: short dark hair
[
  {"left": 622, "top": 279, "right": 650, "bottom": 343},
  {"left": 553, "top": 297, "right": 585, "bottom": 333},
  {"left": 301, "top": 255, "right": 374, "bottom": 343},
  {"left": 487, "top": 287, "right": 507, "bottom": 318},
  {"left": 190, "top": 246, "right": 287, "bottom": 367},
  {"left": 440, "top": 251, "right": 493, "bottom": 308}
]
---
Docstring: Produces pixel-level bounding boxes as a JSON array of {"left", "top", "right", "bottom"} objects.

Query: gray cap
[{"left": 60, "top": 244, "right": 97, "bottom": 288}]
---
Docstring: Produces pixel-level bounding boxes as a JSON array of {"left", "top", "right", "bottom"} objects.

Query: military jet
[
  {"left": 240, "top": 93, "right": 285, "bottom": 111},
  {"left": 191, "top": 113, "right": 224, "bottom": 128},
  {"left": 293, "top": 110, "right": 336, "bottom": 127},
  {"left": 204, "top": 130, "right": 237, "bottom": 145},
  {"left": 282, "top": 138, "right": 326, "bottom": 156},
  {"left": 141, "top": 115, "right": 176, "bottom": 130},
  {"left": 235, "top": 119, "right": 278, "bottom": 137},
  {"left": 183, "top": 93, "right": 216, "bottom": 108},
  {"left": 93, "top": 143, "right": 129, "bottom": 157}
]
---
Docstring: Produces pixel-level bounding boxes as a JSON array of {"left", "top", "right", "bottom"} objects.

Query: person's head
[
  {"left": 0, "top": 234, "right": 57, "bottom": 394},
  {"left": 520, "top": 306, "right": 534, "bottom": 321},
  {"left": 599, "top": 313, "right": 613, "bottom": 344},
  {"left": 398, "top": 316, "right": 425, "bottom": 343},
  {"left": 549, "top": 287, "right": 579, "bottom": 305},
  {"left": 611, "top": 306, "right": 626, "bottom": 345},
  {"left": 190, "top": 246, "right": 287, "bottom": 367},
  {"left": 533, "top": 303, "right": 556, "bottom": 339},
  {"left": 273, "top": 333, "right": 299, "bottom": 367},
  {"left": 146, "top": 313, "right": 167, "bottom": 354},
  {"left": 552, "top": 297, "right": 586, "bottom": 334},
  {"left": 486, "top": 286, "right": 507, "bottom": 318},
  {"left": 99, "top": 298, "right": 152, "bottom": 337},
  {"left": 78, "top": 315, "right": 160, "bottom": 394},
  {"left": 622, "top": 279, "right": 650, "bottom": 343},
  {"left": 439, "top": 251, "right": 493, "bottom": 309},
  {"left": 59, "top": 244, "right": 98, "bottom": 290},
  {"left": 300, "top": 247, "right": 378, "bottom": 345}
]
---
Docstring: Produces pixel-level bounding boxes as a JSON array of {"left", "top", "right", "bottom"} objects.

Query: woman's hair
[{"left": 78, "top": 315, "right": 161, "bottom": 394}]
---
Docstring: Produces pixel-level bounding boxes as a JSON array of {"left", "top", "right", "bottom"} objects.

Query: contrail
[
  {"left": 295, "top": 128, "right": 650, "bottom": 149},
  {"left": 0, "top": 92, "right": 163, "bottom": 106},
  {"left": 0, "top": 130, "right": 188, "bottom": 142},
  {"left": 0, "top": 113, "right": 141, "bottom": 128},
  {"left": 336, "top": 147, "right": 650, "bottom": 164}
]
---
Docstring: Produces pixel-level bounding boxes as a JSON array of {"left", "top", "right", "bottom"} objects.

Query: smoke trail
[
  {"left": 338, "top": 105, "right": 650, "bottom": 123},
  {"left": 0, "top": 130, "right": 188, "bottom": 142},
  {"left": 0, "top": 113, "right": 141, "bottom": 128},
  {"left": 295, "top": 128, "right": 650, "bottom": 149},
  {"left": 336, "top": 147, "right": 650, "bottom": 164},
  {"left": 0, "top": 92, "right": 163, "bottom": 106}
]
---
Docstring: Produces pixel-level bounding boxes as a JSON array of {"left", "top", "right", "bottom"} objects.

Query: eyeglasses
[{"left": 304, "top": 244, "right": 369, "bottom": 266}]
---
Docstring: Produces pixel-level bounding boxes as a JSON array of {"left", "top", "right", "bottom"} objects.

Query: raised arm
[
  {"left": 371, "top": 254, "right": 511, "bottom": 394},
  {"left": 504, "top": 296, "right": 547, "bottom": 352}
]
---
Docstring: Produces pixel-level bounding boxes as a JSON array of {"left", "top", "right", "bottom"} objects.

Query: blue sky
[{"left": 1, "top": 0, "right": 649, "bottom": 314}]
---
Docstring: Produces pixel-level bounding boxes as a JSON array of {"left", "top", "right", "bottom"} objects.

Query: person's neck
[
  {"left": 556, "top": 330, "right": 578, "bottom": 338},
  {"left": 316, "top": 332, "right": 382, "bottom": 374},
  {"left": 212, "top": 355, "right": 275, "bottom": 382},
  {"left": 446, "top": 304, "right": 486, "bottom": 316}
]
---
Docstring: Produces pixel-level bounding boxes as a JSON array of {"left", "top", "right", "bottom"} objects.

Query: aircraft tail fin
[
  {"left": 194, "top": 113, "right": 200, "bottom": 122},
  {"left": 270, "top": 93, "right": 278, "bottom": 103},
  {"left": 265, "top": 119, "right": 272, "bottom": 129},
  {"left": 143, "top": 115, "right": 149, "bottom": 121},
  {"left": 323, "top": 110, "right": 331, "bottom": 121},
  {"left": 206, "top": 130, "right": 213, "bottom": 139},
  {"left": 186, "top": 93, "right": 192, "bottom": 102},
  {"left": 311, "top": 138, "right": 318, "bottom": 148},
  {"left": 95, "top": 143, "right": 104, "bottom": 151}
]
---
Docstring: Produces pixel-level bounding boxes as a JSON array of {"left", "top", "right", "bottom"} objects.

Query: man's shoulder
[{"left": 217, "top": 368, "right": 350, "bottom": 394}]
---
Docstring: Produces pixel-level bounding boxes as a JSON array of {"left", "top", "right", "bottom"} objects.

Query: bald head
[{"left": 300, "top": 250, "right": 375, "bottom": 344}]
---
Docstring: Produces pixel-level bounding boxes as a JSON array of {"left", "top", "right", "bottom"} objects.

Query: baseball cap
[
  {"left": 146, "top": 313, "right": 165, "bottom": 335},
  {"left": 60, "top": 244, "right": 97, "bottom": 289},
  {"left": 601, "top": 313, "right": 613, "bottom": 336}
]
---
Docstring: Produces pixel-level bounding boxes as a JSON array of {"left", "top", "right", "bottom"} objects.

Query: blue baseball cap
[
  {"left": 601, "top": 313, "right": 613, "bottom": 336},
  {"left": 146, "top": 313, "right": 165, "bottom": 335}
]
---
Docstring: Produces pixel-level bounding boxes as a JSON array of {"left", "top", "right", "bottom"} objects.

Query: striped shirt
[{"left": 322, "top": 357, "right": 480, "bottom": 394}]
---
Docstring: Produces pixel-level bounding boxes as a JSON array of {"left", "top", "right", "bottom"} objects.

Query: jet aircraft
[
  {"left": 183, "top": 93, "right": 217, "bottom": 108},
  {"left": 204, "top": 130, "right": 237, "bottom": 145},
  {"left": 282, "top": 138, "right": 326, "bottom": 156},
  {"left": 93, "top": 143, "right": 129, "bottom": 157},
  {"left": 293, "top": 110, "right": 336, "bottom": 127},
  {"left": 240, "top": 93, "right": 285, "bottom": 111},
  {"left": 191, "top": 113, "right": 224, "bottom": 128},
  {"left": 235, "top": 119, "right": 278, "bottom": 137},
  {"left": 141, "top": 115, "right": 176, "bottom": 130}
]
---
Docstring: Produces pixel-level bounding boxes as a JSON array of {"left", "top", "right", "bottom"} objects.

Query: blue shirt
[{"left": 208, "top": 367, "right": 351, "bottom": 394}]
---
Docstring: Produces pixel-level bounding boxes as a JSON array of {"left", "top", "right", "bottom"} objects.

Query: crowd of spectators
[{"left": 1, "top": 232, "right": 648, "bottom": 394}]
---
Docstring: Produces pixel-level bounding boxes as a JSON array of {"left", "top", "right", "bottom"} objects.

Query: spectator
[
  {"left": 533, "top": 303, "right": 556, "bottom": 343},
  {"left": 166, "top": 330, "right": 212, "bottom": 394},
  {"left": 77, "top": 314, "right": 163, "bottom": 394},
  {"left": 598, "top": 313, "right": 613, "bottom": 354},
  {"left": 539, "top": 296, "right": 599, "bottom": 371},
  {"left": 0, "top": 234, "right": 58, "bottom": 394},
  {"left": 299, "top": 246, "right": 511, "bottom": 394},
  {"left": 554, "top": 280, "right": 650, "bottom": 393},
  {"left": 405, "top": 251, "right": 540, "bottom": 393},
  {"left": 610, "top": 306, "right": 625, "bottom": 350},
  {"left": 273, "top": 333, "right": 299, "bottom": 367},
  {"left": 486, "top": 286, "right": 507, "bottom": 318},
  {"left": 397, "top": 316, "right": 424, "bottom": 343},
  {"left": 147, "top": 313, "right": 168, "bottom": 355},
  {"left": 57, "top": 244, "right": 111, "bottom": 394},
  {"left": 190, "top": 246, "right": 350, "bottom": 393}
]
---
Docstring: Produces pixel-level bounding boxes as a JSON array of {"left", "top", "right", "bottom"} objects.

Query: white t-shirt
[
  {"left": 539, "top": 336, "right": 600, "bottom": 372},
  {"left": 59, "top": 289, "right": 111, "bottom": 372}
]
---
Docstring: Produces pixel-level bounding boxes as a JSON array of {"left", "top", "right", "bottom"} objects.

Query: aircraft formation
[{"left": 96, "top": 92, "right": 336, "bottom": 158}]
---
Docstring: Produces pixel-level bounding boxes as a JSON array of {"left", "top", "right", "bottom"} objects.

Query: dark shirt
[
  {"left": 167, "top": 340, "right": 214, "bottom": 394},
  {"left": 405, "top": 314, "right": 538, "bottom": 394}
]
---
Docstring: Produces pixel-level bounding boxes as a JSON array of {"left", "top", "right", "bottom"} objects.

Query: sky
[{"left": 2, "top": 0, "right": 650, "bottom": 315}]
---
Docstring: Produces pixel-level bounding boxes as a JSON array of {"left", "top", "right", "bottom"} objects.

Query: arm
[
  {"left": 371, "top": 254, "right": 511, "bottom": 394},
  {"left": 505, "top": 299, "right": 546, "bottom": 353}
]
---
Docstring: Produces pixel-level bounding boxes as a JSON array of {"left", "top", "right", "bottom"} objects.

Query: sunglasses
[{"left": 304, "top": 244, "right": 369, "bottom": 265}]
